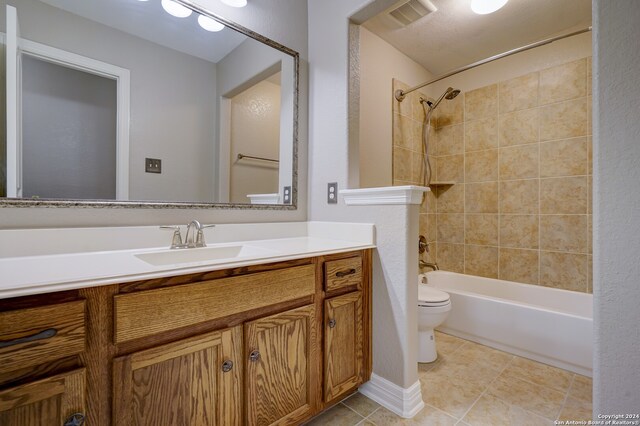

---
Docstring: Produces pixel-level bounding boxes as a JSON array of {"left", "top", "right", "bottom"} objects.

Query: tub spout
[{"left": 420, "top": 259, "right": 439, "bottom": 271}]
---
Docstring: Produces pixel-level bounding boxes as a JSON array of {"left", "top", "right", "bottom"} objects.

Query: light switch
[{"left": 145, "top": 158, "right": 162, "bottom": 174}]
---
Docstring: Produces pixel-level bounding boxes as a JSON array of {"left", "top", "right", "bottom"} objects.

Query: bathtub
[{"left": 421, "top": 271, "right": 593, "bottom": 376}]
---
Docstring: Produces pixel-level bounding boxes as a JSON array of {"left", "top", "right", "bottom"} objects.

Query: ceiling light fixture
[
  {"left": 470, "top": 0, "right": 508, "bottom": 15},
  {"left": 161, "top": 0, "right": 193, "bottom": 18},
  {"left": 198, "top": 15, "right": 225, "bottom": 32},
  {"left": 219, "top": 0, "right": 247, "bottom": 8}
]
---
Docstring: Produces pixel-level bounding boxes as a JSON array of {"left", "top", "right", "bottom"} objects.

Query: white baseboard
[{"left": 359, "top": 373, "right": 424, "bottom": 418}]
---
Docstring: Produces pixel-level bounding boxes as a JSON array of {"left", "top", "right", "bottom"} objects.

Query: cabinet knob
[
  {"left": 221, "top": 360, "right": 234, "bottom": 372},
  {"left": 249, "top": 350, "right": 261, "bottom": 362},
  {"left": 64, "top": 413, "right": 85, "bottom": 426},
  {"left": 328, "top": 319, "right": 337, "bottom": 328}
]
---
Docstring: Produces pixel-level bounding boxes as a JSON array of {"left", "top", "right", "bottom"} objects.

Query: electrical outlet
[
  {"left": 145, "top": 158, "right": 162, "bottom": 174},
  {"left": 327, "top": 182, "right": 338, "bottom": 204},
  {"left": 283, "top": 186, "right": 291, "bottom": 204}
]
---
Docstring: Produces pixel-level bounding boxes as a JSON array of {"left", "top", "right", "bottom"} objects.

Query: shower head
[
  {"left": 422, "top": 87, "right": 461, "bottom": 112},
  {"left": 445, "top": 89, "right": 461, "bottom": 100}
]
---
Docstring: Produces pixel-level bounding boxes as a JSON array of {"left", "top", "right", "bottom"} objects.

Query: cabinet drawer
[
  {"left": 324, "top": 257, "right": 362, "bottom": 292},
  {"left": 114, "top": 264, "right": 316, "bottom": 344},
  {"left": 0, "top": 301, "right": 86, "bottom": 376}
]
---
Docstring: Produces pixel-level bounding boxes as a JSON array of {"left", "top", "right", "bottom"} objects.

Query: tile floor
[{"left": 306, "top": 331, "right": 592, "bottom": 425}]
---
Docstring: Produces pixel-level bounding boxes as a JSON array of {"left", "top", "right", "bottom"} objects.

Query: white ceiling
[
  {"left": 37, "top": 0, "right": 248, "bottom": 63},
  {"left": 363, "top": 0, "right": 592, "bottom": 75}
]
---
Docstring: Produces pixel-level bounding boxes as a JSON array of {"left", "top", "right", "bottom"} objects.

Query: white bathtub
[{"left": 422, "top": 271, "right": 593, "bottom": 376}]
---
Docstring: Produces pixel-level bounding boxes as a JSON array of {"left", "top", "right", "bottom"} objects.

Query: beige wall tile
[
  {"left": 465, "top": 117, "right": 498, "bottom": 152},
  {"left": 412, "top": 152, "right": 425, "bottom": 184},
  {"left": 465, "top": 84, "right": 498, "bottom": 121},
  {"left": 436, "top": 94, "right": 464, "bottom": 128},
  {"left": 435, "top": 154, "right": 464, "bottom": 183},
  {"left": 419, "top": 213, "right": 438, "bottom": 244},
  {"left": 437, "top": 243, "right": 465, "bottom": 273},
  {"left": 422, "top": 190, "right": 437, "bottom": 214},
  {"left": 499, "top": 108, "right": 539, "bottom": 147},
  {"left": 540, "top": 215, "right": 588, "bottom": 252},
  {"left": 587, "top": 57, "right": 592, "bottom": 96},
  {"left": 499, "top": 248, "right": 539, "bottom": 284},
  {"left": 437, "top": 213, "right": 465, "bottom": 244},
  {"left": 499, "top": 144, "right": 539, "bottom": 180},
  {"left": 393, "top": 147, "right": 412, "bottom": 182},
  {"left": 540, "top": 97, "right": 588, "bottom": 141},
  {"left": 465, "top": 149, "right": 499, "bottom": 183},
  {"left": 412, "top": 95, "right": 427, "bottom": 123},
  {"left": 435, "top": 124, "right": 464, "bottom": 156},
  {"left": 499, "top": 72, "right": 539, "bottom": 113},
  {"left": 500, "top": 215, "right": 539, "bottom": 249},
  {"left": 465, "top": 214, "right": 499, "bottom": 246},
  {"left": 436, "top": 184, "right": 464, "bottom": 213},
  {"left": 587, "top": 136, "right": 593, "bottom": 174},
  {"left": 540, "top": 251, "right": 589, "bottom": 292},
  {"left": 466, "top": 182, "right": 499, "bottom": 213},
  {"left": 540, "top": 137, "right": 588, "bottom": 177},
  {"left": 465, "top": 245, "right": 499, "bottom": 278},
  {"left": 539, "top": 59, "right": 587, "bottom": 105},
  {"left": 540, "top": 176, "right": 589, "bottom": 214},
  {"left": 500, "top": 179, "right": 539, "bottom": 214},
  {"left": 587, "top": 95, "right": 592, "bottom": 136}
]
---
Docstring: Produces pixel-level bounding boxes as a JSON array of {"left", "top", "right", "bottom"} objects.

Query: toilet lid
[{"left": 418, "top": 284, "right": 450, "bottom": 305}]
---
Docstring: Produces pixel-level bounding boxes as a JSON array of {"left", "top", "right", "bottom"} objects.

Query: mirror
[{"left": 0, "top": 0, "right": 298, "bottom": 207}]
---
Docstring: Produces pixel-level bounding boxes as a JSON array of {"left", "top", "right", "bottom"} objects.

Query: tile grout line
[
  {"left": 455, "top": 353, "right": 517, "bottom": 423},
  {"left": 556, "top": 374, "right": 577, "bottom": 421}
]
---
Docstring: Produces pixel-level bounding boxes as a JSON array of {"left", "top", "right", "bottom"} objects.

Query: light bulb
[
  {"left": 198, "top": 15, "right": 225, "bottom": 32},
  {"left": 470, "top": 0, "right": 508, "bottom": 15},
  {"left": 220, "top": 0, "right": 247, "bottom": 8},
  {"left": 161, "top": 0, "right": 192, "bottom": 18}
]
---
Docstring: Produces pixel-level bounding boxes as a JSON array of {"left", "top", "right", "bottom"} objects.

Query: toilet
[{"left": 418, "top": 280, "right": 452, "bottom": 363}]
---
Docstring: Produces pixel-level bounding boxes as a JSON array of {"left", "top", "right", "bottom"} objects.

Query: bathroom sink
[{"left": 135, "top": 245, "right": 275, "bottom": 266}]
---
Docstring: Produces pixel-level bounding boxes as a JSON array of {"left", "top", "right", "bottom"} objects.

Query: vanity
[{"left": 0, "top": 223, "right": 374, "bottom": 425}]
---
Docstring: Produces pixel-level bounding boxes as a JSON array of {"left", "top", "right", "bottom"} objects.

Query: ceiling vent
[{"left": 388, "top": 0, "right": 437, "bottom": 27}]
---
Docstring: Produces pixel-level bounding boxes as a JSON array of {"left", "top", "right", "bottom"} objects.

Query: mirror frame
[{"left": 1, "top": 0, "right": 299, "bottom": 210}]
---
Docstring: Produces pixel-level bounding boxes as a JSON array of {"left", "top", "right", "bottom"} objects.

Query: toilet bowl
[{"left": 418, "top": 283, "right": 451, "bottom": 363}]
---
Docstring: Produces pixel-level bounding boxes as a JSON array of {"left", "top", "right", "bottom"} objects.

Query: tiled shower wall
[{"left": 392, "top": 57, "right": 593, "bottom": 293}]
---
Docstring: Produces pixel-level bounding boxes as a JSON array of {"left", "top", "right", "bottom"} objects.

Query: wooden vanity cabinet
[{"left": 0, "top": 249, "right": 372, "bottom": 426}]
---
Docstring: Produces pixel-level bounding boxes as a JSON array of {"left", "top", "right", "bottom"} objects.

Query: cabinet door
[
  {"left": 324, "top": 292, "right": 363, "bottom": 402},
  {"left": 245, "top": 304, "right": 318, "bottom": 426},
  {"left": 113, "top": 326, "right": 242, "bottom": 426},
  {"left": 0, "top": 368, "right": 86, "bottom": 425}
]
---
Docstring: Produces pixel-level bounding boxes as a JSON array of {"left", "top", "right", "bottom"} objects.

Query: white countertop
[{"left": 0, "top": 222, "right": 375, "bottom": 299}]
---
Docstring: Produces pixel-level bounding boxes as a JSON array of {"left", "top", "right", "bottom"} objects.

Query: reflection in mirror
[{"left": 0, "top": 0, "right": 297, "bottom": 206}]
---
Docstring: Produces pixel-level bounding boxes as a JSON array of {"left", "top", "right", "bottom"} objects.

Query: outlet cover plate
[
  {"left": 283, "top": 186, "right": 291, "bottom": 204},
  {"left": 327, "top": 182, "right": 338, "bottom": 204},
  {"left": 145, "top": 158, "right": 162, "bottom": 174}
]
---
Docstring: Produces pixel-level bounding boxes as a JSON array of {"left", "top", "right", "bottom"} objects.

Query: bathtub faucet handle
[{"left": 418, "top": 235, "right": 429, "bottom": 254}]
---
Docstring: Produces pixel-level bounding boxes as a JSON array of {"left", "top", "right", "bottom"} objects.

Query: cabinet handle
[
  {"left": 336, "top": 268, "right": 357, "bottom": 278},
  {"left": 0, "top": 328, "right": 57, "bottom": 349},
  {"left": 249, "top": 350, "right": 261, "bottom": 362},
  {"left": 328, "top": 319, "right": 337, "bottom": 328},
  {"left": 63, "top": 413, "right": 85, "bottom": 426},
  {"left": 221, "top": 360, "right": 234, "bottom": 372}
]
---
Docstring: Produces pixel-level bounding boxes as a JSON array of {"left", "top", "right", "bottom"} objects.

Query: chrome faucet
[{"left": 160, "top": 221, "right": 216, "bottom": 249}]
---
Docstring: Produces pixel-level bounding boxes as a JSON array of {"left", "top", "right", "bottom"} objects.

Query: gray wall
[
  {"left": 0, "top": 0, "right": 308, "bottom": 228},
  {"left": 22, "top": 56, "right": 117, "bottom": 200},
  {"left": 0, "top": 35, "right": 6, "bottom": 198},
  {"left": 5, "top": 0, "right": 218, "bottom": 203},
  {"left": 593, "top": 0, "right": 640, "bottom": 413}
]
